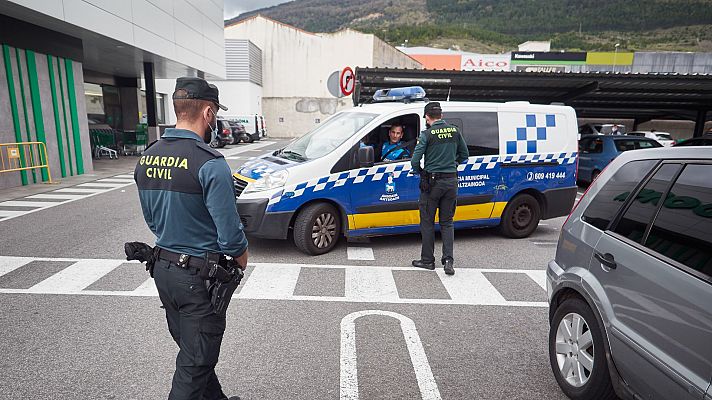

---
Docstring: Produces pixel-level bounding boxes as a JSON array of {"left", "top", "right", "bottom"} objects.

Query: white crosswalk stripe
[
  {"left": 0, "top": 256, "right": 548, "bottom": 307},
  {"left": 0, "top": 173, "right": 135, "bottom": 222}
]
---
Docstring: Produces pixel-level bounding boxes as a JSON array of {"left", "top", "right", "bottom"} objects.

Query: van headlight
[{"left": 243, "top": 170, "right": 289, "bottom": 194}]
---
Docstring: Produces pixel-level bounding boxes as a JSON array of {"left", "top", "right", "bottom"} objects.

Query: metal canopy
[{"left": 354, "top": 68, "right": 712, "bottom": 136}]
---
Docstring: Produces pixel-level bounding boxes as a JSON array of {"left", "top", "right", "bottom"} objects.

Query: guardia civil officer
[
  {"left": 410, "top": 102, "right": 468, "bottom": 275},
  {"left": 134, "top": 77, "right": 248, "bottom": 400}
]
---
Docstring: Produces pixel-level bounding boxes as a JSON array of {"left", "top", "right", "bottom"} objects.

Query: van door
[
  {"left": 591, "top": 162, "right": 712, "bottom": 400},
  {"left": 347, "top": 114, "right": 421, "bottom": 232},
  {"left": 446, "top": 111, "right": 501, "bottom": 224}
]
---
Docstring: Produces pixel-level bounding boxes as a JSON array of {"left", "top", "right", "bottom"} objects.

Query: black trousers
[
  {"left": 153, "top": 259, "right": 227, "bottom": 400},
  {"left": 419, "top": 176, "right": 458, "bottom": 264}
]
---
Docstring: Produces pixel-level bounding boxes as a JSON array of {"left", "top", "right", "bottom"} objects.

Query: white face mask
[{"left": 205, "top": 109, "right": 218, "bottom": 144}]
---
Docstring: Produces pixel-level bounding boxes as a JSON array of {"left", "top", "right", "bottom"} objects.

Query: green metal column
[
  {"left": 57, "top": 57, "right": 73, "bottom": 176},
  {"left": 2, "top": 44, "right": 27, "bottom": 185},
  {"left": 25, "top": 50, "right": 49, "bottom": 182},
  {"left": 64, "top": 58, "right": 84, "bottom": 175},
  {"left": 47, "top": 54, "right": 67, "bottom": 178},
  {"left": 14, "top": 47, "right": 36, "bottom": 183}
]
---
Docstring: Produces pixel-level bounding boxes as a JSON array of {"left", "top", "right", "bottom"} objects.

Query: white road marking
[
  {"left": 113, "top": 174, "right": 135, "bottom": 179},
  {"left": 525, "top": 270, "right": 547, "bottom": 290},
  {"left": 96, "top": 178, "right": 134, "bottom": 183},
  {"left": 27, "top": 259, "right": 123, "bottom": 293},
  {"left": 53, "top": 188, "right": 106, "bottom": 194},
  {"left": 0, "top": 210, "right": 27, "bottom": 218},
  {"left": 340, "top": 310, "right": 441, "bottom": 400},
  {"left": 238, "top": 263, "right": 301, "bottom": 300},
  {"left": 346, "top": 247, "right": 375, "bottom": 261},
  {"left": 345, "top": 267, "right": 399, "bottom": 302},
  {"left": 0, "top": 257, "right": 547, "bottom": 306},
  {"left": 0, "top": 201, "right": 58, "bottom": 208},
  {"left": 438, "top": 269, "right": 507, "bottom": 305},
  {"left": 27, "top": 194, "right": 85, "bottom": 200},
  {"left": 0, "top": 256, "right": 32, "bottom": 277},
  {"left": 0, "top": 174, "right": 134, "bottom": 222},
  {"left": 218, "top": 141, "right": 276, "bottom": 157},
  {"left": 77, "top": 182, "right": 127, "bottom": 188}
]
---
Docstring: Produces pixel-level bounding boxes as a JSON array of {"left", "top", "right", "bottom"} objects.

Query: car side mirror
[{"left": 358, "top": 146, "right": 374, "bottom": 168}]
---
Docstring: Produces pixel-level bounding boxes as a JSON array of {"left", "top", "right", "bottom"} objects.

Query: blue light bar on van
[{"left": 372, "top": 86, "right": 426, "bottom": 102}]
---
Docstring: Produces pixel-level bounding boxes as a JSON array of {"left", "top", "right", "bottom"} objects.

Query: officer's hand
[{"left": 236, "top": 249, "right": 249, "bottom": 270}]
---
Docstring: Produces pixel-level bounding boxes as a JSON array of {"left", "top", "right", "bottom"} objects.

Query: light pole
[{"left": 613, "top": 43, "right": 620, "bottom": 72}]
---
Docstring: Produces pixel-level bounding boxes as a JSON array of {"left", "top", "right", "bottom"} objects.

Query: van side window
[
  {"left": 581, "top": 138, "right": 603, "bottom": 153},
  {"left": 644, "top": 164, "right": 712, "bottom": 278},
  {"left": 581, "top": 160, "right": 658, "bottom": 230},
  {"left": 445, "top": 112, "right": 499, "bottom": 156},
  {"left": 612, "top": 164, "right": 681, "bottom": 243}
]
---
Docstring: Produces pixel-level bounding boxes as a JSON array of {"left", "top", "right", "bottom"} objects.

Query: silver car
[{"left": 547, "top": 147, "right": 712, "bottom": 400}]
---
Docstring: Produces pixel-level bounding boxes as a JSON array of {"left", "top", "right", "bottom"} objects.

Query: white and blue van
[{"left": 233, "top": 87, "right": 578, "bottom": 255}]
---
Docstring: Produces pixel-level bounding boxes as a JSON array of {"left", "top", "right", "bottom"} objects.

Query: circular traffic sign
[{"left": 340, "top": 67, "right": 355, "bottom": 96}]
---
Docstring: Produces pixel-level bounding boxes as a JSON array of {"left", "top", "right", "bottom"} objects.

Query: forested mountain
[{"left": 225, "top": 0, "right": 712, "bottom": 52}]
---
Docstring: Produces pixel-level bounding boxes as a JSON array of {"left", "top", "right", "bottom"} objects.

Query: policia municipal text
[
  {"left": 134, "top": 77, "right": 248, "bottom": 400},
  {"left": 411, "top": 102, "right": 469, "bottom": 275}
]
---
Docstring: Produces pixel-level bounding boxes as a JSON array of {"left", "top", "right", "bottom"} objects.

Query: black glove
[{"left": 124, "top": 242, "right": 158, "bottom": 277}]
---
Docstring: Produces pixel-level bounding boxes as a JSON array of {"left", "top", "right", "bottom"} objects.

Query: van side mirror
[{"left": 358, "top": 146, "right": 374, "bottom": 168}]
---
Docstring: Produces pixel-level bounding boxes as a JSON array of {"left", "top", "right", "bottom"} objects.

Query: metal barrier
[{"left": 0, "top": 142, "right": 53, "bottom": 183}]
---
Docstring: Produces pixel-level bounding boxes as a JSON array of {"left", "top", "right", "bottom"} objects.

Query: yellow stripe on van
[
  {"left": 348, "top": 202, "right": 508, "bottom": 230},
  {"left": 233, "top": 173, "right": 256, "bottom": 183}
]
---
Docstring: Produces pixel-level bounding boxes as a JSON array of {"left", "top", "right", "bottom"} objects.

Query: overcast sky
[{"left": 224, "top": 0, "right": 291, "bottom": 19}]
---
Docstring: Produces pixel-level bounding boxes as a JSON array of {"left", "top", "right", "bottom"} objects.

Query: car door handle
[{"left": 595, "top": 252, "right": 617, "bottom": 269}]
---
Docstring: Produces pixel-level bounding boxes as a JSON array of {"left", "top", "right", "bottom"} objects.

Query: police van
[{"left": 233, "top": 87, "right": 578, "bottom": 255}]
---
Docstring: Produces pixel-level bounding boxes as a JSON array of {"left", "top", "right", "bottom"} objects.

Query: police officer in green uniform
[
  {"left": 411, "top": 102, "right": 469, "bottom": 275},
  {"left": 134, "top": 77, "right": 248, "bottom": 400}
]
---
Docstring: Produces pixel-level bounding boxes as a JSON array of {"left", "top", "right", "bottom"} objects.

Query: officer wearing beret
[
  {"left": 411, "top": 102, "right": 468, "bottom": 275},
  {"left": 135, "top": 77, "right": 248, "bottom": 400}
]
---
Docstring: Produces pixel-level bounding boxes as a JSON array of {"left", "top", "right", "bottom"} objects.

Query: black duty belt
[
  {"left": 431, "top": 172, "right": 457, "bottom": 179},
  {"left": 158, "top": 248, "right": 205, "bottom": 269}
]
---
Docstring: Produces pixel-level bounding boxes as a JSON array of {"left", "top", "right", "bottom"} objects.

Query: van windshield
[{"left": 279, "top": 112, "right": 377, "bottom": 160}]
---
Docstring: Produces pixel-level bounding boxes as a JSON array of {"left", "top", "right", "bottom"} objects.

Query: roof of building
[{"left": 354, "top": 68, "right": 712, "bottom": 123}]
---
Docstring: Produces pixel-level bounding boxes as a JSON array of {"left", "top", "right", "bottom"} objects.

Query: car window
[
  {"left": 637, "top": 140, "right": 662, "bottom": 149},
  {"left": 612, "top": 164, "right": 681, "bottom": 243},
  {"left": 656, "top": 133, "right": 673, "bottom": 140},
  {"left": 580, "top": 138, "right": 603, "bottom": 153},
  {"left": 644, "top": 164, "right": 712, "bottom": 278},
  {"left": 446, "top": 112, "right": 499, "bottom": 156},
  {"left": 581, "top": 159, "right": 658, "bottom": 230},
  {"left": 614, "top": 139, "right": 638, "bottom": 152}
]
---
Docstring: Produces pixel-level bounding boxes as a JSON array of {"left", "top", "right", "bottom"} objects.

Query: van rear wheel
[
  {"left": 499, "top": 193, "right": 541, "bottom": 238},
  {"left": 293, "top": 203, "right": 341, "bottom": 255}
]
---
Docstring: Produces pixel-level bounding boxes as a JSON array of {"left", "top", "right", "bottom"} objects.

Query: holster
[
  {"left": 419, "top": 171, "right": 432, "bottom": 193},
  {"left": 203, "top": 254, "right": 244, "bottom": 315}
]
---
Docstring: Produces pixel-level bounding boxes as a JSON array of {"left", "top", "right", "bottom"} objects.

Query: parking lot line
[
  {"left": 238, "top": 263, "right": 301, "bottom": 299},
  {"left": 345, "top": 267, "right": 399, "bottom": 302},
  {"left": 437, "top": 269, "right": 508, "bottom": 305},
  {"left": 346, "top": 247, "right": 375, "bottom": 261},
  {"left": 0, "top": 201, "right": 58, "bottom": 208},
  {"left": 27, "top": 259, "right": 123, "bottom": 293}
]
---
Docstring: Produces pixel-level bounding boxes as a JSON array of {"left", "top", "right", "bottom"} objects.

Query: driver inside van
[{"left": 381, "top": 124, "right": 410, "bottom": 161}]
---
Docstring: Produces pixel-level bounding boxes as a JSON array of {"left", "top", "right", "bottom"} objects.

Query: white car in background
[{"left": 627, "top": 131, "right": 675, "bottom": 147}]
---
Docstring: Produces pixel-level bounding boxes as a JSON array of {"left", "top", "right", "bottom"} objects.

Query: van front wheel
[
  {"left": 499, "top": 193, "right": 541, "bottom": 238},
  {"left": 293, "top": 203, "right": 341, "bottom": 255}
]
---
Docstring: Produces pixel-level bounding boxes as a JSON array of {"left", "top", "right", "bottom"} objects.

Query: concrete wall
[
  {"left": 264, "top": 97, "right": 351, "bottom": 138},
  {"left": 632, "top": 52, "right": 712, "bottom": 74},
  {"left": 0, "top": 44, "right": 92, "bottom": 190},
  {"left": 7, "top": 0, "right": 225, "bottom": 77},
  {"left": 224, "top": 16, "right": 421, "bottom": 137}
]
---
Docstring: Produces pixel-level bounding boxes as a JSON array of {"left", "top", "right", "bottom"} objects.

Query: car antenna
[{"left": 446, "top": 87, "right": 451, "bottom": 101}]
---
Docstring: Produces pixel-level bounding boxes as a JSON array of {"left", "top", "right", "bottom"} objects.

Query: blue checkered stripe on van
[
  {"left": 506, "top": 114, "right": 556, "bottom": 154},
  {"left": 268, "top": 163, "right": 412, "bottom": 205},
  {"left": 267, "top": 152, "right": 577, "bottom": 205}
]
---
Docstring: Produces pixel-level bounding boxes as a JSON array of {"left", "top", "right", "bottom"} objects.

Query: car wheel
[
  {"left": 498, "top": 193, "right": 541, "bottom": 238},
  {"left": 293, "top": 203, "right": 341, "bottom": 255},
  {"left": 209, "top": 140, "right": 220, "bottom": 148},
  {"left": 590, "top": 169, "right": 601, "bottom": 184},
  {"left": 549, "top": 298, "right": 617, "bottom": 400},
  {"left": 246, "top": 135, "right": 255, "bottom": 143}
]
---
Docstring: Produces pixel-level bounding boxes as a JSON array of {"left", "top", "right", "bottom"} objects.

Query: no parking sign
[{"left": 340, "top": 67, "right": 355, "bottom": 96}]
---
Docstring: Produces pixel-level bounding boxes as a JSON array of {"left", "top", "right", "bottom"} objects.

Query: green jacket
[{"left": 411, "top": 119, "right": 469, "bottom": 173}]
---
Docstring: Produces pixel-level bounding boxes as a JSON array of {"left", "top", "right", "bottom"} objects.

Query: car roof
[
  {"left": 353, "top": 100, "right": 575, "bottom": 115},
  {"left": 611, "top": 146, "right": 712, "bottom": 164},
  {"left": 579, "top": 134, "right": 655, "bottom": 141}
]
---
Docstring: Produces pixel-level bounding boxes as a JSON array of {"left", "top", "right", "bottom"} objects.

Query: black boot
[
  {"left": 412, "top": 260, "right": 435, "bottom": 270},
  {"left": 443, "top": 259, "right": 455, "bottom": 275}
]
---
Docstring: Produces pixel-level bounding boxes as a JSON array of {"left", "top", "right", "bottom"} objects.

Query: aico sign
[{"left": 461, "top": 53, "right": 510, "bottom": 71}]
